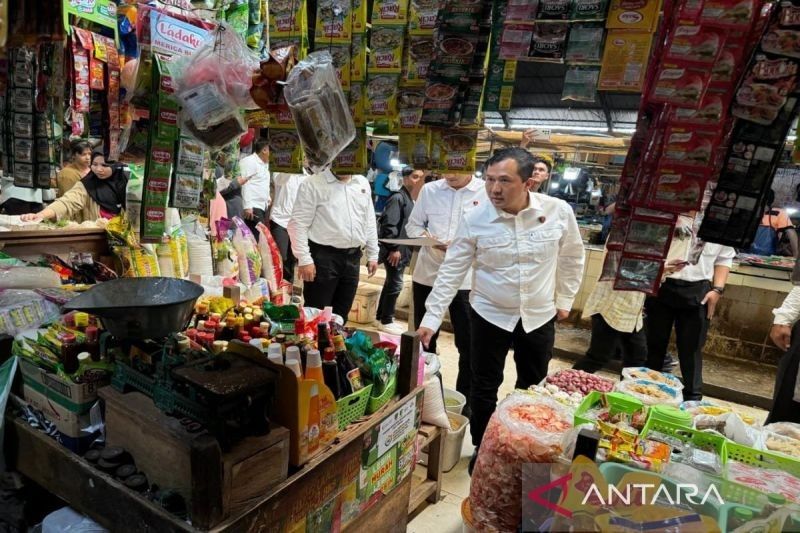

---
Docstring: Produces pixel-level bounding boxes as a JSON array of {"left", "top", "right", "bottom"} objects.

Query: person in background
[
  {"left": 288, "top": 170, "right": 379, "bottom": 322},
  {"left": 215, "top": 151, "right": 247, "bottom": 220},
  {"left": 416, "top": 148, "right": 585, "bottom": 473},
  {"left": 760, "top": 189, "right": 799, "bottom": 257},
  {"left": 240, "top": 138, "right": 271, "bottom": 239},
  {"left": 0, "top": 174, "right": 43, "bottom": 215},
  {"left": 375, "top": 167, "right": 422, "bottom": 334},
  {"left": 767, "top": 275, "right": 800, "bottom": 423},
  {"left": 372, "top": 170, "right": 393, "bottom": 213},
  {"left": 20, "top": 152, "right": 127, "bottom": 223},
  {"left": 406, "top": 170, "right": 485, "bottom": 418},
  {"left": 600, "top": 201, "right": 615, "bottom": 243},
  {"left": 645, "top": 236, "right": 736, "bottom": 401},
  {"left": 56, "top": 139, "right": 92, "bottom": 197},
  {"left": 269, "top": 171, "right": 307, "bottom": 284}
]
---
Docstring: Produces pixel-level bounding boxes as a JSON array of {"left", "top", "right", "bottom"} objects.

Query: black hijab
[{"left": 81, "top": 152, "right": 128, "bottom": 214}]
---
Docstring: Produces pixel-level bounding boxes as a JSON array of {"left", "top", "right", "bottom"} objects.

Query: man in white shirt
[
  {"left": 416, "top": 147, "right": 585, "bottom": 459},
  {"left": 270, "top": 172, "right": 306, "bottom": 283},
  {"left": 406, "top": 171, "right": 485, "bottom": 417},
  {"left": 645, "top": 241, "right": 736, "bottom": 401},
  {"left": 767, "top": 277, "right": 800, "bottom": 423},
  {"left": 288, "top": 170, "right": 379, "bottom": 321},
  {"left": 240, "top": 138, "right": 271, "bottom": 239}
]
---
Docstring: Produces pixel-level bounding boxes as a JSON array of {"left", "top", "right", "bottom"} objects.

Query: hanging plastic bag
[
  {"left": 255, "top": 222, "right": 283, "bottom": 294},
  {"left": 231, "top": 217, "right": 262, "bottom": 287},
  {"left": 283, "top": 51, "right": 356, "bottom": 172},
  {"left": 213, "top": 219, "right": 239, "bottom": 279}
]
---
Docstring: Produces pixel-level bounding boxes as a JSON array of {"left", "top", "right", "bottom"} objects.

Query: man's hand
[
  {"left": 243, "top": 208, "right": 254, "bottom": 220},
  {"left": 521, "top": 128, "right": 537, "bottom": 148},
  {"left": 433, "top": 244, "right": 448, "bottom": 252},
  {"left": 417, "top": 327, "right": 435, "bottom": 348},
  {"left": 298, "top": 264, "right": 316, "bottom": 282},
  {"left": 664, "top": 260, "right": 688, "bottom": 275},
  {"left": 556, "top": 309, "right": 569, "bottom": 321},
  {"left": 771, "top": 324, "right": 793, "bottom": 351},
  {"left": 387, "top": 251, "right": 401, "bottom": 267},
  {"left": 20, "top": 212, "right": 44, "bottom": 222},
  {"left": 367, "top": 260, "right": 378, "bottom": 277},
  {"left": 701, "top": 290, "right": 721, "bottom": 319}
]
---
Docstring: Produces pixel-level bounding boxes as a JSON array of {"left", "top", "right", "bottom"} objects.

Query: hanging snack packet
[
  {"left": 255, "top": 222, "right": 284, "bottom": 295},
  {"left": 622, "top": 216, "right": 676, "bottom": 257},
  {"left": 614, "top": 254, "right": 664, "bottom": 294},
  {"left": 232, "top": 217, "right": 262, "bottom": 287},
  {"left": 562, "top": 67, "right": 600, "bottom": 102},
  {"left": 648, "top": 166, "right": 708, "bottom": 213}
]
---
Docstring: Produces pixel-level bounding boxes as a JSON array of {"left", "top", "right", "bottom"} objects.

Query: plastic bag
[
  {"left": 621, "top": 366, "right": 684, "bottom": 390},
  {"left": 0, "top": 267, "right": 61, "bottom": 289},
  {"left": 614, "top": 378, "right": 682, "bottom": 406},
  {"left": 470, "top": 393, "right": 573, "bottom": 532},
  {"left": 255, "top": 222, "right": 284, "bottom": 294},
  {"left": 0, "top": 290, "right": 60, "bottom": 336},
  {"left": 231, "top": 217, "right": 262, "bottom": 287},
  {"left": 765, "top": 421, "right": 800, "bottom": 441},
  {"left": 213, "top": 219, "right": 239, "bottom": 279},
  {"left": 42, "top": 507, "right": 108, "bottom": 533},
  {"left": 283, "top": 51, "right": 356, "bottom": 172}
]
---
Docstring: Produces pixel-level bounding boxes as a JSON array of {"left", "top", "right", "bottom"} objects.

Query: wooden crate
[{"left": 99, "top": 387, "right": 289, "bottom": 529}]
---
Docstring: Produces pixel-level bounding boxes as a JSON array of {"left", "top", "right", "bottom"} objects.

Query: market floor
[{"left": 387, "top": 321, "right": 770, "bottom": 532}]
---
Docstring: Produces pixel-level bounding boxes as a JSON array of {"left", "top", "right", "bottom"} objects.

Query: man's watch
[{"left": 711, "top": 286, "right": 725, "bottom": 295}]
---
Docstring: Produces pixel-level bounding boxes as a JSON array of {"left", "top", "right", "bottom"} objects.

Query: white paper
[{"left": 377, "top": 396, "right": 416, "bottom": 458}]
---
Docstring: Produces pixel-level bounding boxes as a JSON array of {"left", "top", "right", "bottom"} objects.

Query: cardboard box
[
  {"left": 349, "top": 283, "right": 381, "bottom": 324},
  {"left": 19, "top": 358, "right": 105, "bottom": 414},
  {"left": 22, "top": 384, "right": 94, "bottom": 439}
]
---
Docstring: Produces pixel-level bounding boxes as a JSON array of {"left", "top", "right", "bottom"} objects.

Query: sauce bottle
[
  {"left": 307, "top": 383, "right": 320, "bottom": 454},
  {"left": 267, "top": 343, "right": 283, "bottom": 365},
  {"left": 60, "top": 333, "right": 80, "bottom": 374},
  {"left": 194, "top": 302, "right": 209, "bottom": 324},
  {"left": 85, "top": 325, "right": 101, "bottom": 361},
  {"left": 74, "top": 312, "right": 89, "bottom": 331},
  {"left": 761, "top": 493, "right": 786, "bottom": 517},
  {"left": 219, "top": 317, "right": 237, "bottom": 341},
  {"left": 728, "top": 507, "right": 754, "bottom": 530},
  {"left": 322, "top": 347, "right": 342, "bottom": 399}
]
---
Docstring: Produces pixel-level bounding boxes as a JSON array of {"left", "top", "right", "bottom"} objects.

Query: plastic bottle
[
  {"left": 286, "top": 346, "right": 302, "bottom": 373},
  {"left": 286, "top": 359, "right": 303, "bottom": 379},
  {"left": 60, "top": 333, "right": 80, "bottom": 374},
  {"left": 761, "top": 493, "right": 786, "bottom": 518},
  {"left": 728, "top": 507, "right": 754, "bottom": 530},
  {"left": 194, "top": 302, "right": 209, "bottom": 324},
  {"left": 322, "top": 347, "right": 342, "bottom": 399},
  {"left": 249, "top": 338, "right": 265, "bottom": 352},
  {"left": 305, "top": 349, "right": 339, "bottom": 446},
  {"left": 267, "top": 343, "right": 283, "bottom": 365},
  {"left": 85, "top": 326, "right": 101, "bottom": 361},
  {"left": 307, "top": 383, "right": 320, "bottom": 455},
  {"left": 219, "top": 317, "right": 237, "bottom": 341},
  {"left": 74, "top": 312, "right": 89, "bottom": 331},
  {"left": 317, "top": 322, "right": 332, "bottom": 354}
]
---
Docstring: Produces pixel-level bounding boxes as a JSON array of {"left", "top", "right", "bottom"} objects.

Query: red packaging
[
  {"left": 669, "top": 90, "right": 730, "bottom": 125},
  {"left": 664, "top": 24, "right": 726, "bottom": 66},
  {"left": 650, "top": 62, "right": 712, "bottom": 107},
  {"left": 70, "top": 35, "right": 90, "bottom": 113},
  {"left": 500, "top": 24, "right": 535, "bottom": 59},
  {"left": 614, "top": 253, "right": 666, "bottom": 294},
  {"left": 700, "top": 0, "right": 756, "bottom": 30},
  {"left": 711, "top": 39, "right": 747, "bottom": 86},
  {"left": 599, "top": 249, "right": 622, "bottom": 281},
  {"left": 675, "top": 0, "right": 704, "bottom": 22},
  {"left": 605, "top": 208, "right": 632, "bottom": 250},
  {"left": 648, "top": 165, "right": 708, "bottom": 213},
  {"left": 622, "top": 215, "right": 677, "bottom": 257},
  {"left": 733, "top": 55, "right": 798, "bottom": 125},
  {"left": 660, "top": 125, "right": 721, "bottom": 169}
]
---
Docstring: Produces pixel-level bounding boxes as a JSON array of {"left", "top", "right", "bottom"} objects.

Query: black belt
[
  {"left": 309, "top": 241, "right": 362, "bottom": 256},
  {"left": 663, "top": 278, "right": 709, "bottom": 287}
]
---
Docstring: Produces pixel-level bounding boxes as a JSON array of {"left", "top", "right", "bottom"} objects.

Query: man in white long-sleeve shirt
[
  {"left": 416, "top": 148, "right": 585, "bottom": 463},
  {"left": 288, "top": 170, "right": 379, "bottom": 321},
  {"left": 270, "top": 172, "right": 307, "bottom": 283},
  {"left": 240, "top": 139, "right": 271, "bottom": 239},
  {"left": 769, "top": 282, "right": 800, "bottom": 424}
]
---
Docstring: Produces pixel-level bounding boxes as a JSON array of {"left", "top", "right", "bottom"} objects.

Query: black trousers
[
  {"left": 0, "top": 198, "right": 43, "bottom": 215},
  {"left": 413, "top": 282, "right": 473, "bottom": 411},
  {"left": 645, "top": 279, "right": 711, "bottom": 401},
  {"left": 470, "top": 310, "right": 555, "bottom": 447},
  {"left": 303, "top": 242, "right": 361, "bottom": 323},
  {"left": 269, "top": 220, "right": 296, "bottom": 284},
  {"left": 767, "top": 322, "right": 800, "bottom": 424},
  {"left": 573, "top": 315, "right": 647, "bottom": 373},
  {"left": 244, "top": 208, "right": 267, "bottom": 242},
  {"left": 376, "top": 263, "right": 405, "bottom": 324}
]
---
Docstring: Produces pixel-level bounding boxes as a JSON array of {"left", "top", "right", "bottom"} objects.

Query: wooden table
[
  {"left": 6, "top": 333, "right": 425, "bottom": 532},
  {"left": 0, "top": 227, "right": 111, "bottom": 263}
]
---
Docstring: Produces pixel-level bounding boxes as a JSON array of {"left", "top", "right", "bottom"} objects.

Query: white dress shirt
[
  {"left": 270, "top": 172, "right": 306, "bottom": 229},
  {"left": 240, "top": 153, "right": 271, "bottom": 211},
  {"left": 288, "top": 170, "right": 379, "bottom": 267},
  {"left": 668, "top": 243, "right": 736, "bottom": 282},
  {"left": 420, "top": 192, "right": 586, "bottom": 333},
  {"left": 774, "top": 286, "right": 800, "bottom": 325},
  {"left": 405, "top": 177, "right": 486, "bottom": 289}
]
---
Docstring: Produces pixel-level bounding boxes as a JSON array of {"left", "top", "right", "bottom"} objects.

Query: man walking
[
  {"left": 269, "top": 171, "right": 306, "bottom": 283},
  {"left": 241, "top": 138, "right": 271, "bottom": 239},
  {"left": 406, "top": 170, "right": 485, "bottom": 417},
  {"left": 375, "top": 167, "right": 422, "bottom": 334},
  {"left": 288, "top": 170, "right": 379, "bottom": 322},
  {"left": 416, "top": 147, "right": 585, "bottom": 472}
]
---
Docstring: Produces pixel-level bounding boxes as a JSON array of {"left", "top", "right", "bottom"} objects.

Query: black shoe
[
  {"left": 468, "top": 450, "right": 478, "bottom": 477},
  {"left": 662, "top": 354, "right": 678, "bottom": 374}
]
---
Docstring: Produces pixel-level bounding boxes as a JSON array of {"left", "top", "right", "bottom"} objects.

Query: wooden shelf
[
  {"left": 417, "top": 424, "right": 442, "bottom": 449},
  {"left": 408, "top": 472, "right": 438, "bottom": 514}
]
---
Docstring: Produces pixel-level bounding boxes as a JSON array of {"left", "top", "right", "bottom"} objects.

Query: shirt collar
[
  {"left": 323, "top": 169, "right": 339, "bottom": 183},
  {"left": 490, "top": 192, "right": 541, "bottom": 220}
]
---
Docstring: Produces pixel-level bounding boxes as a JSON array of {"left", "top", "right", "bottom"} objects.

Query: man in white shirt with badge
[
  {"left": 416, "top": 148, "right": 585, "bottom": 471},
  {"left": 270, "top": 171, "right": 306, "bottom": 283},
  {"left": 240, "top": 138, "right": 271, "bottom": 239},
  {"left": 406, "top": 171, "right": 485, "bottom": 418},
  {"left": 289, "top": 170, "right": 379, "bottom": 322}
]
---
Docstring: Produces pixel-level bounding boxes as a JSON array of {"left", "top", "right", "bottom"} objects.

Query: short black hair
[
  {"left": 69, "top": 139, "right": 92, "bottom": 158},
  {"left": 533, "top": 157, "right": 552, "bottom": 174},
  {"left": 253, "top": 138, "right": 269, "bottom": 154},
  {"left": 401, "top": 166, "right": 414, "bottom": 177},
  {"left": 485, "top": 147, "right": 536, "bottom": 181}
]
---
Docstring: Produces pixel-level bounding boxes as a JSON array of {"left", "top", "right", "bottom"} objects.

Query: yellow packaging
[
  {"left": 402, "top": 35, "right": 435, "bottom": 85},
  {"left": 606, "top": 0, "right": 661, "bottom": 31},
  {"left": 315, "top": 0, "right": 353, "bottom": 43},
  {"left": 245, "top": 109, "right": 270, "bottom": 128},
  {"left": 269, "top": 107, "right": 296, "bottom": 129},
  {"left": 499, "top": 85, "right": 514, "bottom": 111},
  {"left": 113, "top": 244, "right": 161, "bottom": 278},
  {"left": 352, "top": 0, "right": 368, "bottom": 33},
  {"left": 598, "top": 30, "right": 653, "bottom": 92},
  {"left": 333, "top": 130, "right": 368, "bottom": 173},
  {"left": 350, "top": 33, "right": 367, "bottom": 81},
  {"left": 398, "top": 87, "right": 426, "bottom": 132},
  {"left": 268, "top": 0, "right": 305, "bottom": 35},
  {"left": 366, "top": 74, "right": 399, "bottom": 119},
  {"left": 399, "top": 129, "right": 432, "bottom": 168},
  {"left": 369, "top": 26, "right": 405, "bottom": 72},
  {"left": 408, "top": 0, "right": 439, "bottom": 34},
  {"left": 503, "top": 61, "right": 518, "bottom": 83},
  {"left": 268, "top": 129, "right": 304, "bottom": 173},
  {"left": 431, "top": 128, "right": 478, "bottom": 172},
  {"left": 349, "top": 83, "right": 366, "bottom": 126},
  {"left": 329, "top": 44, "right": 351, "bottom": 90},
  {"left": 371, "top": 0, "right": 410, "bottom": 25}
]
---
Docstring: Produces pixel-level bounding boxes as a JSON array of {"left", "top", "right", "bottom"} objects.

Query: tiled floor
[{"left": 393, "top": 320, "right": 769, "bottom": 532}]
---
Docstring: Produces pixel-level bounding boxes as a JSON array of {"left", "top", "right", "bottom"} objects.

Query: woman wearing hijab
[
  {"left": 56, "top": 139, "right": 93, "bottom": 197},
  {"left": 21, "top": 152, "right": 128, "bottom": 223}
]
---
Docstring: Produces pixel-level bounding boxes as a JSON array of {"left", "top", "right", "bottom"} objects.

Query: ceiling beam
[{"left": 597, "top": 92, "right": 613, "bottom": 133}]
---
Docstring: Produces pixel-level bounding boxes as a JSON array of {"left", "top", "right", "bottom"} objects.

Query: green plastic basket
[
  {"left": 336, "top": 384, "right": 373, "bottom": 431},
  {"left": 641, "top": 417, "right": 728, "bottom": 463},
  {"left": 574, "top": 391, "right": 645, "bottom": 428},
  {"left": 725, "top": 441, "right": 800, "bottom": 479},
  {"left": 367, "top": 375, "right": 397, "bottom": 414},
  {"left": 640, "top": 404, "right": 693, "bottom": 436}
]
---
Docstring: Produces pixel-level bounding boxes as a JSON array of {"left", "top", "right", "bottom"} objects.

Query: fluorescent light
[
  {"left": 550, "top": 182, "right": 559, "bottom": 190},
  {"left": 788, "top": 207, "right": 798, "bottom": 215},
  {"left": 563, "top": 167, "right": 581, "bottom": 181}
]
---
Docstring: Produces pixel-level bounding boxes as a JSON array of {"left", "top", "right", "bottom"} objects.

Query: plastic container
[
  {"left": 367, "top": 374, "right": 397, "bottom": 414},
  {"left": 640, "top": 404, "right": 693, "bottom": 435},
  {"left": 444, "top": 388, "right": 467, "bottom": 415},
  {"left": 725, "top": 441, "right": 800, "bottom": 478},
  {"left": 442, "top": 412, "right": 470, "bottom": 472},
  {"left": 573, "top": 391, "right": 645, "bottom": 428},
  {"left": 717, "top": 503, "right": 760, "bottom": 532},
  {"left": 640, "top": 417, "right": 727, "bottom": 462},
  {"left": 336, "top": 384, "right": 373, "bottom": 430}
]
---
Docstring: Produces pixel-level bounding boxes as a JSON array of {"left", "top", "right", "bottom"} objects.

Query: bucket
[
  {"left": 443, "top": 412, "right": 469, "bottom": 472},
  {"left": 461, "top": 498, "right": 477, "bottom": 533},
  {"left": 444, "top": 388, "right": 467, "bottom": 415}
]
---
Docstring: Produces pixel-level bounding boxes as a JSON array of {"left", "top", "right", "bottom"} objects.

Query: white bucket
[
  {"left": 443, "top": 412, "right": 469, "bottom": 473},
  {"left": 444, "top": 388, "right": 467, "bottom": 415}
]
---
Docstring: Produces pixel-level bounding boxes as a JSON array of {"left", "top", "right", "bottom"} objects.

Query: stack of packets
[{"left": 595, "top": 420, "right": 672, "bottom": 472}]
